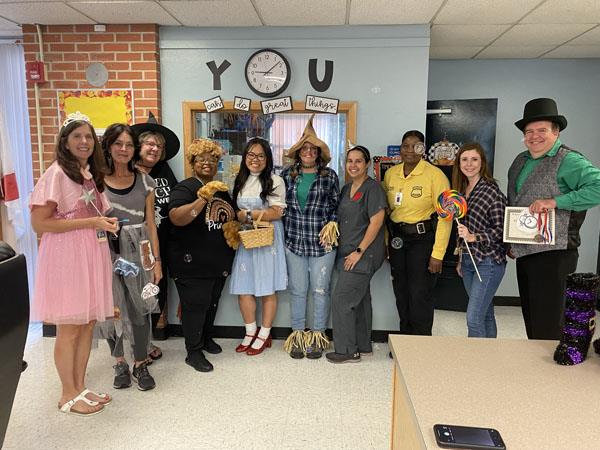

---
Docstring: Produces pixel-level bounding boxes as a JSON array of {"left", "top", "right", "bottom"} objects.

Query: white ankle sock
[
  {"left": 241, "top": 322, "right": 257, "bottom": 346},
  {"left": 251, "top": 326, "right": 271, "bottom": 349}
]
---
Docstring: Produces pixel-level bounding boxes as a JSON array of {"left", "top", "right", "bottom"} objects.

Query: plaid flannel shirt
[
  {"left": 282, "top": 166, "right": 340, "bottom": 257},
  {"left": 458, "top": 178, "right": 507, "bottom": 264}
]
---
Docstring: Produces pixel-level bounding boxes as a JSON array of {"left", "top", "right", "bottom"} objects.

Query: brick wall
[{"left": 22, "top": 24, "right": 161, "bottom": 179}]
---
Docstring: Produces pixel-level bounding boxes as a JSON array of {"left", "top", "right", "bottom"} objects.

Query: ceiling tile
[
  {"left": 254, "top": 0, "right": 346, "bottom": 26},
  {"left": 435, "top": 0, "right": 543, "bottom": 25},
  {"left": 493, "top": 23, "right": 596, "bottom": 46},
  {"left": 430, "top": 24, "right": 509, "bottom": 46},
  {"left": 568, "top": 25, "right": 600, "bottom": 45},
  {"left": 71, "top": 1, "right": 180, "bottom": 25},
  {"left": 0, "top": 2, "right": 95, "bottom": 24},
  {"left": 476, "top": 45, "right": 554, "bottom": 58},
  {"left": 521, "top": 0, "right": 600, "bottom": 23},
  {"left": 349, "top": 0, "right": 444, "bottom": 25},
  {"left": 160, "top": 0, "right": 261, "bottom": 26},
  {"left": 542, "top": 45, "right": 600, "bottom": 58},
  {"left": 0, "top": 16, "right": 20, "bottom": 31},
  {"left": 429, "top": 46, "right": 483, "bottom": 59}
]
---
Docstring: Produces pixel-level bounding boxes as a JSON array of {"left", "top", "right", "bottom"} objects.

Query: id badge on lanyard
[{"left": 394, "top": 191, "right": 403, "bottom": 206}]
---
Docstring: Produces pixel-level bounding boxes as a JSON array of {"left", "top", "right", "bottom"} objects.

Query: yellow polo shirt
[{"left": 382, "top": 159, "right": 451, "bottom": 260}]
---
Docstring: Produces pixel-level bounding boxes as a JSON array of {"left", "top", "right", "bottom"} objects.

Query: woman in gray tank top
[{"left": 99, "top": 123, "right": 162, "bottom": 392}]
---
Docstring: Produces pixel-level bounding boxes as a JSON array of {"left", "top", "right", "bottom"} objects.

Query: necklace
[{"left": 301, "top": 164, "right": 316, "bottom": 169}]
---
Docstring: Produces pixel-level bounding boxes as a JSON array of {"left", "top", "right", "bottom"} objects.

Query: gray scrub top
[{"left": 337, "top": 177, "right": 387, "bottom": 274}]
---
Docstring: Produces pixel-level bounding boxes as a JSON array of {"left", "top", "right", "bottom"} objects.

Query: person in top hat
[
  {"left": 508, "top": 97, "right": 600, "bottom": 340},
  {"left": 132, "top": 113, "right": 180, "bottom": 347},
  {"left": 281, "top": 114, "right": 340, "bottom": 359}
]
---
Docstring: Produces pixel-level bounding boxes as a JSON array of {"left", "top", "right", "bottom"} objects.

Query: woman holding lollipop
[{"left": 451, "top": 142, "right": 507, "bottom": 338}]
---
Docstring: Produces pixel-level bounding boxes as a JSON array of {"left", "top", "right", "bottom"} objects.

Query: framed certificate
[{"left": 503, "top": 207, "right": 555, "bottom": 245}]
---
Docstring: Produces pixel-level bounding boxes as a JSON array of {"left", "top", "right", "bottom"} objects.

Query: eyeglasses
[
  {"left": 524, "top": 128, "right": 552, "bottom": 137},
  {"left": 401, "top": 142, "right": 425, "bottom": 153},
  {"left": 194, "top": 158, "right": 218, "bottom": 165},
  {"left": 113, "top": 141, "right": 135, "bottom": 150},
  {"left": 246, "top": 152, "right": 266, "bottom": 161},
  {"left": 142, "top": 140, "right": 164, "bottom": 150}
]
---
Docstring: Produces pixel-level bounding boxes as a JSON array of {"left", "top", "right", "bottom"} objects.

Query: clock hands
[{"left": 263, "top": 60, "right": 282, "bottom": 75}]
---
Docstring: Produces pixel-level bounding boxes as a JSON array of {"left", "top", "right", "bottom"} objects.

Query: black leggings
[{"left": 174, "top": 277, "right": 226, "bottom": 353}]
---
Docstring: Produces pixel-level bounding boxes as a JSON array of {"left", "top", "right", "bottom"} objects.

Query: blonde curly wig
[{"left": 186, "top": 138, "right": 224, "bottom": 167}]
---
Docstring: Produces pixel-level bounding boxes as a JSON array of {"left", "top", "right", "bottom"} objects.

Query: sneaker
[
  {"left": 203, "top": 338, "right": 223, "bottom": 355},
  {"left": 185, "top": 351, "right": 214, "bottom": 372},
  {"left": 132, "top": 362, "right": 156, "bottom": 391},
  {"left": 325, "top": 351, "right": 361, "bottom": 364},
  {"left": 113, "top": 361, "right": 131, "bottom": 389},
  {"left": 305, "top": 330, "right": 329, "bottom": 360}
]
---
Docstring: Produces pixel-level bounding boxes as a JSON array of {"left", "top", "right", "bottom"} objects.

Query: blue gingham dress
[{"left": 230, "top": 192, "right": 287, "bottom": 296}]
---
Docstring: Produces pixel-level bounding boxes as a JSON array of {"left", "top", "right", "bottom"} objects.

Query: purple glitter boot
[{"left": 553, "top": 273, "right": 599, "bottom": 365}]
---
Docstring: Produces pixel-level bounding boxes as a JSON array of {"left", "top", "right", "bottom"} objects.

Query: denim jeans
[
  {"left": 285, "top": 248, "right": 336, "bottom": 331},
  {"left": 461, "top": 256, "right": 506, "bottom": 338}
]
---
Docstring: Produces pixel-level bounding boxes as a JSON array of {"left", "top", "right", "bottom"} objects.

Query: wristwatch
[
  {"left": 190, "top": 208, "right": 198, "bottom": 218},
  {"left": 356, "top": 247, "right": 362, "bottom": 254},
  {"left": 474, "top": 234, "right": 482, "bottom": 242}
]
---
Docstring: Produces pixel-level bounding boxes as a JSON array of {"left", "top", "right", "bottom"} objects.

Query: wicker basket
[{"left": 239, "top": 211, "right": 274, "bottom": 249}]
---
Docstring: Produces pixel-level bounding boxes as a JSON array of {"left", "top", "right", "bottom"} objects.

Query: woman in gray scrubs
[{"left": 326, "top": 146, "right": 387, "bottom": 364}]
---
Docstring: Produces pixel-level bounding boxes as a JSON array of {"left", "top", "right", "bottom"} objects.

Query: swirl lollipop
[
  {"left": 436, "top": 190, "right": 467, "bottom": 221},
  {"left": 436, "top": 189, "right": 481, "bottom": 282}
]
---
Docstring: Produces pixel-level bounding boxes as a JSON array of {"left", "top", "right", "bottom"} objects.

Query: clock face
[
  {"left": 245, "top": 49, "right": 290, "bottom": 98},
  {"left": 85, "top": 62, "right": 108, "bottom": 87}
]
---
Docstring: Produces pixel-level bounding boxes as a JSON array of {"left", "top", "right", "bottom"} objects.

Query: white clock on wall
[
  {"left": 85, "top": 62, "right": 109, "bottom": 87},
  {"left": 244, "top": 49, "right": 291, "bottom": 98}
]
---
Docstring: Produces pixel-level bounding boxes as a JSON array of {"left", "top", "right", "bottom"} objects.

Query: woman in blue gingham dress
[{"left": 230, "top": 138, "right": 287, "bottom": 355}]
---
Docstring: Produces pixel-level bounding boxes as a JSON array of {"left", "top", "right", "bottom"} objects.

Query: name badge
[
  {"left": 394, "top": 192, "right": 403, "bottom": 206},
  {"left": 96, "top": 230, "right": 107, "bottom": 242}
]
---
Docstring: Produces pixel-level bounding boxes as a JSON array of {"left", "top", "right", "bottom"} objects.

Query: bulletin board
[
  {"left": 373, "top": 156, "right": 402, "bottom": 182},
  {"left": 58, "top": 90, "right": 133, "bottom": 133}
]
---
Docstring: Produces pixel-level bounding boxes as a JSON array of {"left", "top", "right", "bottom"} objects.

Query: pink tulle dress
[{"left": 30, "top": 162, "right": 114, "bottom": 325}]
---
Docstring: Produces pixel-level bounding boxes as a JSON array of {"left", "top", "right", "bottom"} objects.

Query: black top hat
[
  {"left": 131, "top": 112, "right": 180, "bottom": 161},
  {"left": 514, "top": 98, "right": 567, "bottom": 131}
]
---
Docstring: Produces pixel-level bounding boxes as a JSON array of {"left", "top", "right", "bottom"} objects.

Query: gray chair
[{"left": 0, "top": 242, "right": 29, "bottom": 447}]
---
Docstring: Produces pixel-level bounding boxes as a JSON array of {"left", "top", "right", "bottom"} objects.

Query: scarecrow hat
[
  {"left": 286, "top": 113, "right": 331, "bottom": 163},
  {"left": 515, "top": 98, "right": 567, "bottom": 132},
  {"left": 131, "top": 112, "right": 180, "bottom": 161}
]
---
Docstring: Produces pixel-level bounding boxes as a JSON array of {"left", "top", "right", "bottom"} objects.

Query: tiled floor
[{"left": 4, "top": 307, "right": 527, "bottom": 450}]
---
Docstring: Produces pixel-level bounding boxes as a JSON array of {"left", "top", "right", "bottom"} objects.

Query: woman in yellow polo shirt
[{"left": 383, "top": 130, "right": 451, "bottom": 336}]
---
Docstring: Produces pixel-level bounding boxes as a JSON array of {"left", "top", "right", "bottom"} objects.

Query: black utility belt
[{"left": 390, "top": 219, "right": 434, "bottom": 237}]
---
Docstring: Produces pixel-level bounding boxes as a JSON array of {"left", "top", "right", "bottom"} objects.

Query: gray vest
[{"left": 507, "top": 146, "right": 585, "bottom": 258}]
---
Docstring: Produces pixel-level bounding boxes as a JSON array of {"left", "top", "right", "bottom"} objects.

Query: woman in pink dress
[{"left": 30, "top": 114, "right": 118, "bottom": 416}]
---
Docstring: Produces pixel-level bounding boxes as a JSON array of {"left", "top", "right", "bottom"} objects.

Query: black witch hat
[{"left": 131, "top": 112, "right": 180, "bottom": 161}]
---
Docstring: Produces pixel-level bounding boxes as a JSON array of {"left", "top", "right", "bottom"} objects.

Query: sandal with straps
[
  {"left": 81, "top": 388, "right": 112, "bottom": 406},
  {"left": 59, "top": 392, "right": 105, "bottom": 417}
]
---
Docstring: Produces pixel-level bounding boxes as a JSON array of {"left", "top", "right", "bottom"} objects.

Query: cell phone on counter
[{"left": 434, "top": 424, "right": 506, "bottom": 450}]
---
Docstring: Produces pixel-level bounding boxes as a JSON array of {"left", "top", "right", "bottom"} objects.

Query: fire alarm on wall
[{"left": 25, "top": 61, "right": 46, "bottom": 83}]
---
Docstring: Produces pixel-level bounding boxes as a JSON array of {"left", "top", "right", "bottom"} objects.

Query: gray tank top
[{"left": 105, "top": 172, "right": 156, "bottom": 225}]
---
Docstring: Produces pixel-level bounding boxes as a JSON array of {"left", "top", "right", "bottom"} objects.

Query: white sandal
[
  {"left": 59, "top": 392, "right": 105, "bottom": 416},
  {"left": 81, "top": 388, "right": 112, "bottom": 406}
]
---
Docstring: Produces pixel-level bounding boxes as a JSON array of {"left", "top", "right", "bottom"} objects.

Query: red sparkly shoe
[
  {"left": 246, "top": 334, "right": 272, "bottom": 356},
  {"left": 235, "top": 329, "right": 258, "bottom": 353}
]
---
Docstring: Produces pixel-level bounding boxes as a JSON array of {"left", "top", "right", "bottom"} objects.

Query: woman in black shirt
[{"left": 167, "top": 139, "right": 235, "bottom": 372}]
